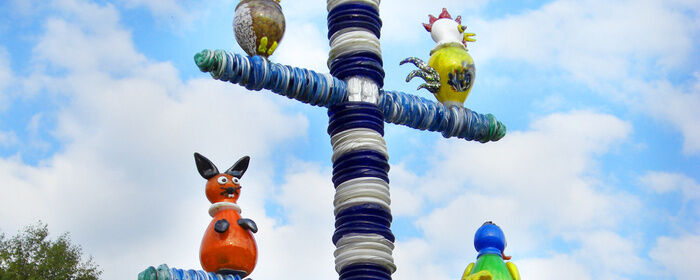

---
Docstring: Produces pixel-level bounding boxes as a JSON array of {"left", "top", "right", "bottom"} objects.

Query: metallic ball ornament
[{"left": 234, "top": 0, "right": 286, "bottom": 58}]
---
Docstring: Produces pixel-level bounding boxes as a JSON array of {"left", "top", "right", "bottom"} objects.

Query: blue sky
[{"left": 0, "top": 0, "right": 698, "bottom": 279}]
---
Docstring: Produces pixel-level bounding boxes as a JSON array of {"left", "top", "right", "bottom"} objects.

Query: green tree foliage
[{"left": 0, "top": 222, "right": 102, "bottom": 280}]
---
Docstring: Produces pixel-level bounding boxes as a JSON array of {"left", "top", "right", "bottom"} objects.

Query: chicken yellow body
[{"left": 429, "top": 43, "right": 475, "bottom": 106}]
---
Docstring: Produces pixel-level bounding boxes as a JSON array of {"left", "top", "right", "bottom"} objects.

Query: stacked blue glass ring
[
  {"left": 333, "top": 203, "right": 394, "bottom": 244},
  {"left": 340, "top": 263, "right": 392, "bottom": 280},
  {"left": 138, "top": 264, "right": 243, "bottom": 280},
  {"left": 327, "top": 3, "right": 382, "bottom": 39},
  {"left": 327, "top": 104, "right": 394, "bottom": 279},
  {"left": 333, "top": 150, "right": 390, "bottom": 180},
  {"left": 328, "top": 102, "right": 389, "bottom": 188},
  {"left": 331, "top": 151, "right": 390, "bottom": 187},
  {"left": 196, "top": 50, "right": 347, "bottom": 108},
  {"left": 327, "top": 3, "right": 385, "bottom": 87},
  {"left": 329, "top": 53, "right": 385, "bottom": 88},
  {"left": 327, "top": 1, "right": 394, "bottom": 279},
  {"left": 328, "top": 102, "right": 385, "bottom": 136}
]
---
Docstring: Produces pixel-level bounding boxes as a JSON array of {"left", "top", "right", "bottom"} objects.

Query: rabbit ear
[
  {"left": 194, "top": 152, "right": 219, "bottom": 179},
  {"left": 225, "top": 156, "right": 250, "bottom": 178}
]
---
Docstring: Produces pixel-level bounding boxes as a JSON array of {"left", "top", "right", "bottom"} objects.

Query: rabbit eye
[
  {"left": 232, "top": 177, "right": 240, "bottom": 184},
  {"left": 217, "top": 176, "right": 228, "bottom": 185}
]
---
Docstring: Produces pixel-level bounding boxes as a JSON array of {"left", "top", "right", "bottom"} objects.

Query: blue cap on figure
[{"left": 474, "top": 221, "right": 506, "bottom": 258}]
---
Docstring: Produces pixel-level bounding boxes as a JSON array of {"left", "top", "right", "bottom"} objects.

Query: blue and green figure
[{"left": 461, "top": 222, "right": 521, "bottom": 280}]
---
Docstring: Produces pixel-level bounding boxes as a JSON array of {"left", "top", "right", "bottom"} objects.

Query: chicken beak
[{"left": 463, "top": 33, "right": 476, "bottom": 43}]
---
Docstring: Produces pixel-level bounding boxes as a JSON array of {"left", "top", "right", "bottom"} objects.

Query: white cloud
[
  {"left": 388, "top": 163, "right": 423, "bottom": 216},
  {"left": 634, "top": 76, "right": 700, "bottom": 155},
  {"left": 571, "top": 231, "right": 647, "bottom": 278},
  {"left": 0, "top": 78, "right": 309, "bottom": 279},
  {"left": 380, "top": 0, "right": 492, "bottom": 44},
  {"left": 1, "top": 1, "right": 695, "bottom": 280},
  {"left": 639, "top": 171, "right": 700, "bottom": 225},
  {"left": 393, "top": 238, "right": 455, "bottom": 280},
  {"left": 465, "top": 0, "right": 700, "bottom": 155},
  {"left": 271, "top": 161, "right": 333, "bottom": 223},
  {"left": 0, "top": 130, "right": 18, "bottom": 148},
  {"left": 120, "top": 0, "right": 198, "bottom": 27},
  {"left": 25, "top": 113, "right": 42, "bottom": 135},
  {"left": 253, "top": 161, "right": 337, "bottom": 280},
  {"left": 421, "top": 111, "right": 631, "bottom": 204},
  {"left": 273, "top": 21, "right": 330, "bottom": 73},
  {"left": 391, "top": 111, "right": 644, "bottom": 279},
  {"left": 8, "top": 0, "right": 48, "bottom": 17},
  {"left": 639, "top": 171, "right": 700, "bottom": 200},
  {"left": 518, "top": 255, "right": 591, "bottom": 280},
  {"left": 650, "top": 234, "right": 700, "bottom": 280},
  {"left": 34, "top": 1, "right": 145, "bottom": 75},
  {"left": 123, "top": 0, "right": 184, "bottom": 16},
  {"left": 395, "top": 230, "right": 647, "bottom": 280},
  {"left": 280, "top": 0, "right": 326, "bottom": 23},
  {"left": 472, "top": 0, "right": 696, "bottom": 82},
  {"left": 416, "top": 192, "right": 527, "bottom": 255},
  {"left": 0, "top": 1, "right": 318, "bottom": 279}
]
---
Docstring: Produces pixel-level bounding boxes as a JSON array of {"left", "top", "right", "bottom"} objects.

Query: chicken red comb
[
  {"left": 439, "top": 8, "right": 452, "bottom": 19},
  {"left": 423, "top": 8, "right": 460, "bottom": 32}
]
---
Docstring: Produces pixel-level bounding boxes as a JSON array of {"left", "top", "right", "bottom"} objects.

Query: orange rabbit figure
[{"left": 194, "top": 153, "right": 258, "bottom": 277}]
